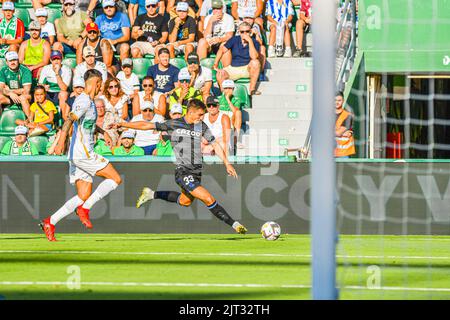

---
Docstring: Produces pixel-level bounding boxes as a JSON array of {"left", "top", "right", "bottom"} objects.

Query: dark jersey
[
  {"left": 155, "top": 117, "right": 215, "bottom": 171},
  {"left": 133, "top": 13, "right": 168, "bottom": 42}
]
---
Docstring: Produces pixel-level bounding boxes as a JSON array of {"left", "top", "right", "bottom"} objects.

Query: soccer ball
[{"left": 261, "top": 222, "right": 281, "bottom": 241}]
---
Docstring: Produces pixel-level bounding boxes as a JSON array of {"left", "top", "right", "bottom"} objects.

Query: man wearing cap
[
  {"left": 203, "top": 95, "right": 231, "bottom": 156},
  {"left": 34, "top": 7, "right": 56, "bottom": 46},
  {"left": 146, "top": 47, "right": 180, "bottom": 94},
  {"left": 180, "top": 52, "right": 212, "bottom": 101},
  {"left": 0, "top": 2, "right": 25, "bottom": 58},
  {"left": 130, "top": 100, "right": 165, "bottom": 155},
  {"left": 130, "top": 0, "right": 166, "bottom": 25},
  {"left": 77, "top": 22, "right": 117, "bottom": 75},
  {"left": 95, "top": 0, "right": 131, "bottom": 61},
  {"left": 130, "top": 0, "right": 168, "bottom": 58},
  {"left": 168, "top": 68, "right": 203, "bottom": 114},
  {"left": 38, "top": 50, "right": 72, "bottom": 107},
  {"left": 0, "top": 51, "right": 32, "bottom": 117},
  {"left": 112, "top": 131, "right": 145, "bottom": 156},
  {"left": 53, "top": 0, "right": 91, "bottom": 56},
  {"left": 167, "top": 2, "right": 197, "bottom": 59},
  {"left": 198, "top": 0, "right": 226, "bottom": 38},
  {"left": 74, "top": 46, "right": 108, "bottom": 84},
  {"left": 218, "top": 79, "right": 244, "bottom": 147},
  {"left": 231, "top": 0, "right": 265, "bottom": 30},
  {"left": 18, "top": 20, "right": 51, "bottom": 79},
  {"left": 214, "top": 21, "right": 261, "bottom": 95},
  {"left": 198, "top": 0, "right": 235, "bottom": 60},
  {"left": 0, "top": 125, "right": 39, "bottom": 155}
]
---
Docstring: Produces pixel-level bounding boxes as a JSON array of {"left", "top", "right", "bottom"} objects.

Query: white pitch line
[
  {"left": 0, "top": 281, "right": 449, "bottom": 293},
  {"left": 0, "top": 250, "right": 448, "bottom": 260}
]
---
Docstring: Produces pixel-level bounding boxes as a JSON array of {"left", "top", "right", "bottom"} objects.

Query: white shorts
[
  {"left": 69, "top": 153, "right": 109, "bottom": 185},
  {"left": 131, "top": 41, "right": 157, "bottom": 55},
  {"left": 174, "top": 42, "right": 197, "bottom": 54}
]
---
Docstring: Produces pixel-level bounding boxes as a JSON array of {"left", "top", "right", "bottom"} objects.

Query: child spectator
[
  {"left": 266, "top": 0, "right": 295, "bottom": 57},
  {"left": 1, "top": 125, "right": 39, "bottom": 155},
  {"left": 218, "top": 79, "right": 243, "bottom": 148},
  {"left": 167, "top": 2, "right": 197, "bottom": 59},
  {"left": 15, "top": 85, "right": 57, "bottom": 136},
  {"left": 112, "top": 130, "right": 145, "bottom": 155},
  {"left": 116, "top": 58, "right": 140, "bottom": 99},
  {"left": 60, "top": 78, "right": 85, "bottom": 121},
  {"left": 35, "top": 8, "right": 56, "bottom": 45}
]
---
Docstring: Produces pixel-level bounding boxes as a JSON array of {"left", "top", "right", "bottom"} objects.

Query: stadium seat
[
  {"left": 132, "top": 58, "right": 153, "bottom": 80},
  {"left": 0, "top": 109, "right": 26, "bottom": 134},
  {"left": 28, "top": 135, "right": 49, "bottom": 155},
  {"left": 0, "top": 135, "right": 11, "bottom": 151},
  {"left": 46, "top": 7, "right": 62, "bottom": 24},
  {"left": 64, "top": 53, "right": 76, "bottom": 59},
  {"left": 233, "top": 83, "right": 251, "bottom": 109},
  {"left": 62, "top": 57, "right": 77, "bottom": 69},
  {"left": 144, "top": 54, "right": 155, "bottom": 60},
  {"left": 14, "top": 7, "right": 31, "bottom": 27},
  {"left": 235, "top": 78, "right": 250, "bottom": 84},
  {"left": 170, "top": 57, "right": 187, "bottom": 69}
]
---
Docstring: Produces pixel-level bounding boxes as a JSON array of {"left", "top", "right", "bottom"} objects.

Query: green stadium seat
[
  {"left": 62, "top": 57, "right": 77, "bottom": 69},
  {"left": 144, "top": 54, "right": 155, "bottom": 59},
  {"left": 0, "top": 135, "right": 11, "bottom": 151},
  {"left": 46, "top": 7, "right": 62, "bottom": 24},
  {"left": 64, "top": 53, "right": 76, "bottom": 59},
  {"left": 233, "top": 83, "right": 251, "bottom": 109},
  {"left": 16, "top": 0, "right": 33, "bottom": 4},
  {"left": 235, "top": 78, "right": 250, "bottom": 84},
  {"left": 47, "top": 3, "right": 63, "bottom": 10},
  {"left": 0, "top": 109, "right": 26, "bottom": 133},
  {"left": 28, "top": 135, "right": 49, "bottom": 155},
  {"left": 170, "top": 57, "right": 187, "bottom": 69},
  {"left": 14, "top": 7, "right": 31, "bottom": 27},
  {"left": 132, "top": 57, "right": 153, "bottom": 80}
]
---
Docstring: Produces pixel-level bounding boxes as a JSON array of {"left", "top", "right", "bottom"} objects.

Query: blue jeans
[{"left": 141, "top": 144, "right": 157, "bottom": 155}]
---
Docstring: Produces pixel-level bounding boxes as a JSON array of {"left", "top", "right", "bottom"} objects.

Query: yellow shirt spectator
[{"left": 30, "top": 100, "right": 57, "bottom": 124}]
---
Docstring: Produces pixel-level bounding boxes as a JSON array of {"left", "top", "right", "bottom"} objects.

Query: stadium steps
[{"left": 237, "top": 57, "right": 313, "bottom": 156}]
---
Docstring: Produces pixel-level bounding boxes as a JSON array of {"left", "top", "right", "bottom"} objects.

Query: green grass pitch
[{"left": 0, "top": 234, "right": 449, "bottom": 300}]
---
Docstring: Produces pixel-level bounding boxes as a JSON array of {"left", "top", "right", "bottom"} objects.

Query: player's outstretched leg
[
  {"left": 137, "top": 188, "right": 183, "bottom": 208},
  {"left": 39, "top": 195, "right": 85, "bottom": 241},
  {"left": 136, "top": 187, "right": 155, "bottom": 208}
]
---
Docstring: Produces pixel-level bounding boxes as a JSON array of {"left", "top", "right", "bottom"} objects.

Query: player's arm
[
  {"left": 96, "top": 125, "right": 113, "bottom": 146},
  {"left": 54, "top": 113, "right": 77, "bottom": 155},
  {"left": 116, "top": 121, "right": 157, "bottom": 131},
  {"left": 212, "top": 140, "right": 237, "bottom": 178}
]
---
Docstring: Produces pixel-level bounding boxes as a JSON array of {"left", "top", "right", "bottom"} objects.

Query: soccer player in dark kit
[{"left": 112, "top": 99, "right": 247, "bottom": 234}]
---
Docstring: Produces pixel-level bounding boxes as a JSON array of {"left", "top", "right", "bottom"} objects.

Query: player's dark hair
[
  {"left": 336, "top": 91, "right": 344, "bottom": 98},
  {"left": 187, "top": 99, "right": 206, "bottom": 112},
  {"left": 84, "top": 69, "right": 103, "bottom": 82}
]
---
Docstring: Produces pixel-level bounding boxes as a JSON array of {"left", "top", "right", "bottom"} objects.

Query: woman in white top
[
  {"left": 132, "top": 75, "right": 167, "bottom": 118},
  {"left": 99, "top": 77, "right": 130, "bottom": 121},
  {"left": 202, "top": 95, "right": 232, "bottom": 156}
]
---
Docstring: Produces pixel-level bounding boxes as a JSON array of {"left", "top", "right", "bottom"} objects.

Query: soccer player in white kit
[{"left": 39, "top": 69, "right": 122, "bottom": 241}]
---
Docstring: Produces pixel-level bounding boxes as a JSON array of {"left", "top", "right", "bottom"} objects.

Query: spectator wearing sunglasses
[
  {"left": 132, "top": 75, "right": 167, "bottom": 117},
  {"left": 202, "top": 95, "right": 232, "bottom": 156},
  {"left": 168, "top": 68, "right": 203, "bottom": 115},
  {"left": 99, "top": 77, "right": 130, "bottom": 121},
  {"left": 129, "top": 0, "right": 166, "bottom": 25},
  {"left": 131, "top": 0, "right": 168, "bottom": 58},
  {"left": 129, "top": 100, "right": 165, "bottom": 155},
  {"left": 179, "top": 53, "right": 213, "bottom": 101}
]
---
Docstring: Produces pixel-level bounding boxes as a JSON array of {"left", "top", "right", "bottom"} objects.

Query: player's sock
[
  {"left": 154, "top": 191, "right": 181, "bottom": 203},
  {"left": 82, "top": 179, "right": 118, "bottom": 210},
  {"left": 50, "top": 195, "right": 84, "bottom": 225},
  {"left": 207, "top": 201, "right": 235, "bottom": 226}
]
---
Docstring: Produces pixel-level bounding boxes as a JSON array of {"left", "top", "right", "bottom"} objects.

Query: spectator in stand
[
  {"left": 166, "top": 0, "right": 197, "bottom": 19},
  {"left": 99, "top": 77, "right": 130, "bottom": 121},
  {"left": 0, "top": 51, "right": 32, "bottom": 117},
  {"left": 94, "top": 97, "right": 119, "bottom": 149},
  {"left": 132, "top": 75, "right": 166, "bottom": 117},
  {"left": 130, "top": 100, "right": 165, "bottom": 155},
  {"left": 129, "top": 0, "right": 166, "bottom": 25},
  {"left": 112, "top": 130, "right": 145, "bottom": 155},
  {"left": 266, "top": 0, "right": 295, "bottom": 57},
  {"left": 95, "top": 0, "right": 131, "bottom": 61},
  {"left": 0, "top": 2, "right": 25, "bottom": 58},
  {"left": 53, "top": 0, "right": 91, "bottom": 56},
  {"left": 197, "top": 0, "right": 235, "bottom": 60},
  {"left": 131, "top": 0, "right": 168, "bottom": 59},
  {"left": 215, "top": 22, "right": 261, "bottom": 95},
  {"left": 180, "top": 52, "right": 212, "bottom": 101},
  {"left": 15, "top": 85, "right": 57, "bottom": 137},
  {"left": 218, "top": 79, "right": 243, "bottom": 147},
  {"left": 198, "top": 0, "right": 226, "bottom": 38},
  {"left": 292, "top": 0, "right": 312, "bottom": 57},
  {"left": 116, "top": 58, "right": 140, "bottom": 100},
  {"left": 146, "top": 47, "right": 179, "bottom": 94},
  {"left": 18, "top": 21, "right": 51, "bottom": 79},
  {"left": 38, "top": 50, "right": 72, "bottom": 108},
  {"left": 35, "top": 8, "right": 56, "bottom": 45},
  {"left": 77, "top": 22, "right": 117, "bottom": 75},
  {"left": 60, "top": 77, "right": 84, "bottom": 120},
  {"left": 0, "top": 125, "right": 39, "bottom": 155},
  {"left": 335, "top": 91, "right": 355, "bottom": 158},
  {"left": 168, "top": 68, "right": 202, "bottom": 114},
  {"left": 202, "top": 95, "right": 231, "bottom": 156},
  {"left": 74, "top": 46, "right": 108, "bottom": 83},
  {"left": 167, "top": 2, "right": 197, "bottom": 59},
  {"left": 152, "top": 103, "right": 183, "bottom": 156},
  {"left": 231, "top": 0, "right": 265, "bottom": 30}
]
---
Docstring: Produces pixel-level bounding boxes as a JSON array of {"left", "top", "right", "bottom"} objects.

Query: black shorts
[
  {"left": 175, "top": 166, "right": 202, "bottom": 193},
  {"left": 210, "top": 43, "right": 221, "bottom": 54}
]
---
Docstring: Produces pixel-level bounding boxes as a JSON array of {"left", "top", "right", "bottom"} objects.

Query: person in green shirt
[
  {"left": 0, "top": 51, "right": 32, "bottom": 117},
  {"left": 0, "top": 125, "right": 39, "bottom": 155},
  {"left": 218, "top": 79, "right": 243, "bottom": 148},
  {"left": 168, "top": 68, "right": 203, "bottom": 115},
  {"left": 153, "top": 104, "right": 183, "bottom": 156},
  {"left": 112, "top": 131, "right": 145, "bottom": 156}
]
